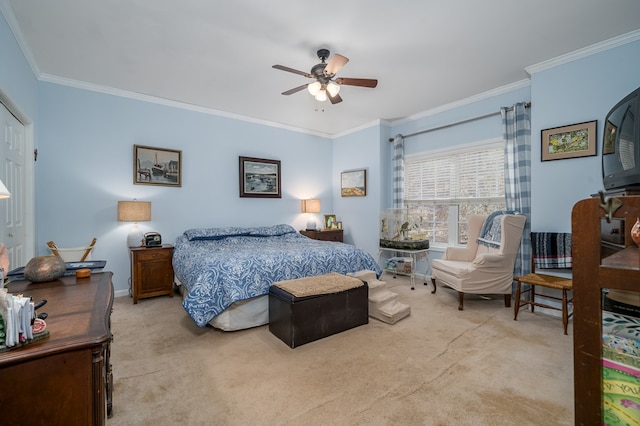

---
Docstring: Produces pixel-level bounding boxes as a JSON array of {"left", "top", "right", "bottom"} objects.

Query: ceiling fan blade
[
  {"left": 324, "top": 54, "right": 349, "bottom": 77},
  {"left": 328, "top": 92, "right": 343, "bottom": 104},
  {"left": 281, "top": 84, "right": 308, "bottom": 95},
  {"left": 336, "top": 77, "right": 378, "bottom": 88},
  {"left": 272, "top": 65, "right": 312, "bottom": 78}
]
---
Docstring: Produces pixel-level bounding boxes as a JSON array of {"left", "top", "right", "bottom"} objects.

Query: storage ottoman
[{"left": 269, "top": 273, "right": 369, "bottom": 348}]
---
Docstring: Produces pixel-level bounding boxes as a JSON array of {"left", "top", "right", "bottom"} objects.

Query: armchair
[{"left": 430, "top": 213, "right": 526, "bottom": 310}]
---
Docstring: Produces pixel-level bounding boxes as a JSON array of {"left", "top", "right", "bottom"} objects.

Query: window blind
[{"left": 404, "top": 143, "right": 504, "bottom": 202}]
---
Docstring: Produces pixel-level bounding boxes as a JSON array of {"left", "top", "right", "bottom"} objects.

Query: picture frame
[
  {"left": 541, "top": 120, "right": 597, "bottom": 161},
  {"left": 335, "top": 221, "right": 342, "bottom": 230},
  {"left": 324, "top": 214, "right": 337, "bottom": 230},
  {"left": 239, "top": 156, "right": 281, "bottom": 198},
  {"left": 341, "top": 169, "right": 367, "bottom": 197},
  {"left": 134, "top": 145, "right": 182, "bottom": 187}
]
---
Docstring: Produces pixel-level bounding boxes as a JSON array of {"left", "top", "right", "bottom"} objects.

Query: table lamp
[
  {"left": 301, "top": 199, "right": 321, "bottom": 231},
  {"left": 118, "top": 200, "right": 151, "bottom": 247}
]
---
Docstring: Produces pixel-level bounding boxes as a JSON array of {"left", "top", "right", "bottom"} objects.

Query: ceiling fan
[{"left": 272, "top": 48, "right": 378, "bottom": 104}]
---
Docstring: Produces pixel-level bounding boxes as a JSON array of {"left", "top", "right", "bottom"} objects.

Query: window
[{"left": 403, "top": 139, "right": 505, "bottom": 246}]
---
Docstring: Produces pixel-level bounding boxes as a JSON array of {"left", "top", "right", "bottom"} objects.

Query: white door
[{"left": 1, "top": 101, "right": 27, "bottom": 270}]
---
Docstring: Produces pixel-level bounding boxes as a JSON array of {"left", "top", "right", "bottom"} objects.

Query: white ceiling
[{"left": 4, "top": 1, "right": 640, "bottom": 136}]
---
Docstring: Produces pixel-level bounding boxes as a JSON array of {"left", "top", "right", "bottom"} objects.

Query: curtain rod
[{"left": 389, "top": 102, "right": 531, "bottom": 142}]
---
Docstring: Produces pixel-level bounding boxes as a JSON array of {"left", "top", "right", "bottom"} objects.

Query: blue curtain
[
  {"left": 392, "top": 135, "right": 404, "bottom": 209},
  {"left": 501, "top": 102, "right": 531, "bottom": 283}
]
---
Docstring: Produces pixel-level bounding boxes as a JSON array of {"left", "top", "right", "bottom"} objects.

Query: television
[{"left": 602, "top": 86, "right": 640, "bottom": 192}]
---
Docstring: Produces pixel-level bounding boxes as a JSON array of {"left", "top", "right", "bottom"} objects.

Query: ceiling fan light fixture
[
  {"left": 326, "top": 81, "right": 340, "bottom": 97},
  {"left": 315, "top": 90, "right": 327, "bottom": 102},
  {"left": 307, "top": 81, "right": 321, "bottom": 96}
]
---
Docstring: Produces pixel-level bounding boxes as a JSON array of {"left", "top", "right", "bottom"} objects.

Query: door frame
[{"left": 1, "top": 89, "right": 36, "bottom": 264}]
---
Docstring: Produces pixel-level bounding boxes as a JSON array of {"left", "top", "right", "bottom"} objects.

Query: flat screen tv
[{"left": 602, "top": 86, "right": 640, "bottom": 191}]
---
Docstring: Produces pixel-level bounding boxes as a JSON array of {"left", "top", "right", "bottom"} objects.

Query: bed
[{"left": 173, "top": 224, "right": 382, "bottom": 330}]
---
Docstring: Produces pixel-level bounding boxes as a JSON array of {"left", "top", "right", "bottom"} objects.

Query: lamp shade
[
  {"left": 301, "top": 199, "right": 321, "bottom": 213},
  {"left": 314, "top": 90, "right": 327, "bottom": 102},
  {"left": 326, "top": 81, "right": 340, "bottom": 97},
  {"left": 117, "top": 200, "right": 151, "bottom": 222},
  {"left": 307, "top": 81, "right": 321, "bottom": 96},
  {"left": 0, "top": 179, "right": 10, "bottom": 199}
]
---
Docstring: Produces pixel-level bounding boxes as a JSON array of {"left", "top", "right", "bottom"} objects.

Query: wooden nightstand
[
  {"left": 300, "top": 229, "right": 343, "bottom": 242},
  {"left": 129, "top": 244, "right": 175, "bottom": 304}
]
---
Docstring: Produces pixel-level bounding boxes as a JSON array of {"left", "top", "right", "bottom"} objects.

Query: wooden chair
[{"left": 513, "top": 232, "right": 573, "bottom": 334}]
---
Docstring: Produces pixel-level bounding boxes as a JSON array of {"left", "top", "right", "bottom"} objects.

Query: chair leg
[
  {"left": 531, "top": 285, "right": 536, "bottom": 313},
  {"left": 430, "top": 278, "right": 437, "bottom": 294},
  {"left": 514, "top": 281, "right": 522, "bottom": 320},
  {"left": 457, "top": 292, "right": 464, "bottom": 310},
  {"left": 562, "top": 289, "right": 569, "bottom": 335},
  {"left": 504, "top": 294, "right": 511, "bottom": 308}
]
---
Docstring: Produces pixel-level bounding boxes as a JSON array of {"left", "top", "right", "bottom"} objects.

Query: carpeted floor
[{"left": 107, "top": 273, "right": 574, "bottom": 425}]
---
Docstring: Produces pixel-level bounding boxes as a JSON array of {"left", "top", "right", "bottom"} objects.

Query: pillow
[
  {"left": 248, "top": 224, "right": 297, "bottom": 237},
  {"left": 184, "top": 227, "right": 250, "bottom": 241}
]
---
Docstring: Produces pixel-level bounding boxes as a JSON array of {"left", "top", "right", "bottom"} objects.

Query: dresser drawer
[
  {"left": 135, "top": 248, "right": 173, "bottom": 262},
  {"left": 300, "top": 229, "right": 343, "bottom": 242}
]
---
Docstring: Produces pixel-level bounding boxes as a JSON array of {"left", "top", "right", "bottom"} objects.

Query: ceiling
[{"left": 4, "top": 1, "right": 640, "bottom": 137}]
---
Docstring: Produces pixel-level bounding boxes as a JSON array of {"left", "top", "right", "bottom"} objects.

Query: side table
[
  {"left": 300, "top": 229, "right": 343, "bottom": 242},
  {"left": 130, "top": 244, "right": 175, "bottom": 304},
  {"left": 379, "top": 247, "right": 431, "bottom": 291}
]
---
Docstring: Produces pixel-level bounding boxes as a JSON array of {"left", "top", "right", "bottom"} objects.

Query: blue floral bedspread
[{"left": 173, "top": 224, "right": 382, "bottom": 327}]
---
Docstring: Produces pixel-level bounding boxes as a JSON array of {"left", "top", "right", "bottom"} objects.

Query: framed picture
[
  {"left": 324, "top": 214, "right": 337, "bottom": 230},
  {"left": 239, "top": 156, "right": 281, "bottom": 198},
  {"left": 541, "top": 120, "right": 597, "bottom": 161},
  {"left": 341, "top": 169, "right": 366, "bottom": 197},
  {"left": 134, "top": 145, "right": 182, "bottom": 186}
]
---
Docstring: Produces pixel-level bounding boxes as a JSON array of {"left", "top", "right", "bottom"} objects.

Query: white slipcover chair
[{"left": 430, "top": 213, "right": 526, "bottom": 310}]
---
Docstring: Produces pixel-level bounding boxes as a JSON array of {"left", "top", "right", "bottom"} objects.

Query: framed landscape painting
[
  {"left": 134, "top": 145, "right": 182, "bottom": 187},
  {"left": 341, "top": 169, "right": 366, "bottom": 197},
  {"left": 239, "top": 156, "right": 281, "bottom": 198},
  {"left": 541, "top": 120, "right": 597, "bottom": 161}
]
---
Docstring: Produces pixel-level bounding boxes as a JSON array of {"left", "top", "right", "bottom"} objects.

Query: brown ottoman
[{"left": 269, "top": 273, "right": 369, "bottom": 348}]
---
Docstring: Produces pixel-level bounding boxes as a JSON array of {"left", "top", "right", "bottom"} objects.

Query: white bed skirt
[{"left": 176, "top": 278, "right": 269, "bottom": 331}]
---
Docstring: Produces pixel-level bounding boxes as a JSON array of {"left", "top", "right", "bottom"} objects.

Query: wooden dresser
[{"left": 0, "top": 272, "right": 114, "bottom": 425}]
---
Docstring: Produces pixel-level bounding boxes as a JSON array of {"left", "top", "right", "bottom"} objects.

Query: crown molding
[
  {"left": 388, "top": 79, "right": 531, "bottom": 127},
  {"left": 39, "top": 73, "right": 335, "bottom": 138},
  {"left": 526, "top": 29, "right": 640, "bottom": 75}
]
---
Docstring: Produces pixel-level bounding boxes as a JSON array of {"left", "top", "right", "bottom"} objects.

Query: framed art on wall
[
  {"left": 341, "top": 169, "right": 366, "bottom": 197},
  {"left": 541, "top": 120, "right": 597, "bottom": 161},
  {"left": 134, "top": 145, "right": 182, "bottom": 186},
  {"left": 239, "top": 156, "right": 281, "bottom": 198}
]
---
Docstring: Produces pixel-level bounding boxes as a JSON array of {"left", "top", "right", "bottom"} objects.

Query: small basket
[{"left": 47, "top": 238, "right": 96, "bottom": 262}]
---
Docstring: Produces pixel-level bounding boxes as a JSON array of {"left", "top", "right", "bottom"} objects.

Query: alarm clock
[{"left": 144, "top": 232, "right": 162, "bottom": 247}]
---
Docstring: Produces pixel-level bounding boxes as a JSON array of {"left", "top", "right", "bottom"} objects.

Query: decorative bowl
[{"left": 24, "top": 256, "right": 66, "bottom": 282}]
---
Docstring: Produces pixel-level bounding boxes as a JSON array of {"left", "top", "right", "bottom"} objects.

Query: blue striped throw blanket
[
  {"left": 477, "top": 210, "right": 520, "bottom": 248},
  {"left": 532, "top": 232, "right": 572, "bottom": 269}
]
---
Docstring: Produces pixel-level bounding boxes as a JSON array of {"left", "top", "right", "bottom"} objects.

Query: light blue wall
[
  {"left": 35, "top": 83, "right": 333, "bottom": 292},
  {"left": 530, "top": 39, "right": 640, "bottom": 231},
  {"left": 381, "top": 39, "right": 640, "bottom": 236},
  {"left": 393, "top": 85, "right": 530, "bottom": 157},
  {"left": 0, "top": 12, "right": 38, "bottom": 120},
  {"left": 332, "top": 124, "right": 385, "bottom": 259}
]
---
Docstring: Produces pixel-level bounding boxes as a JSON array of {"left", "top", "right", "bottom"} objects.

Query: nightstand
[
  {"left": 299, "top": 229, "right": 343, "bottom": 242},
  {"left": 129, "top": 244, "right": 175, "bottom": 304}
]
